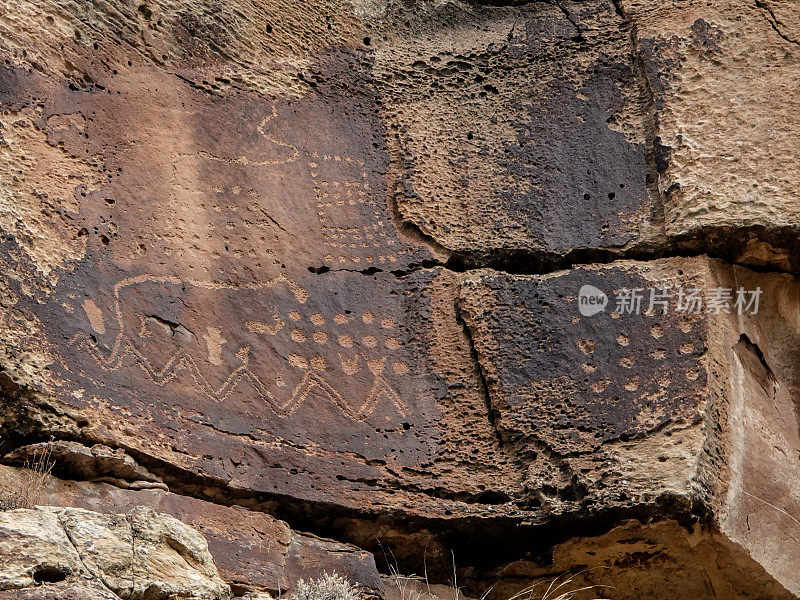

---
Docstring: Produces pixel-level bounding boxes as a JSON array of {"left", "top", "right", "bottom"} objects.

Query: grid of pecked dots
[
  {"left": 573, "top": 312, "right": 704, "bottom": 395},
  {"left": 280, "top": 309, "right": 410, "bottom": 377}
]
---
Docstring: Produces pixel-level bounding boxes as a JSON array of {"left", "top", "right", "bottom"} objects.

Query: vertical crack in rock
[
  {"left": 609, "top": 0, "right": 626, "bottom": 21},
  {"left": 616, "top": 0, "right": 669, "bottom": 242},
  {"left": 125, "top": 512, "right": 144, "bottom": 599},
  {"left": 56, "top": 511, "right": 125, "bottom": 600},
  {"left": 734, "top": 333, "right": 776, "bottom": 396},
  {"left": 550, "top": 0, "right": 584, "bottom": 40},
  {"left": 453, "top": 296, "right": 502, "bottom": 445}
]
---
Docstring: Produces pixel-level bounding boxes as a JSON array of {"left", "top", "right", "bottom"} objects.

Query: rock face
[
  {"left": 0, "top": 505, "right": 230, "bottom": 599},
  {"left": 0, "top": 463, "right": 383, "bottom": 598},
  {"left": 376, "top": 0, "right": 657, "bottom": 260},
  {"left": 0, "top": 0, "right": 798, "bottom": 598}
]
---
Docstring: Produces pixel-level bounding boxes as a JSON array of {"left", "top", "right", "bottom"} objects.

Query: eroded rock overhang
[{"left": 0, "top": 0, "right": 798, "bottom": 597}]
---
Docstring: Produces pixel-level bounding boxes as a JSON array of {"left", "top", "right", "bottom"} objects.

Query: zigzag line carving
[
  {"left": 68, "top": 273, "right": 409, "bottom": 421},
  {"left": 70, "top": 332, "right": 408, "bottom": 421}
]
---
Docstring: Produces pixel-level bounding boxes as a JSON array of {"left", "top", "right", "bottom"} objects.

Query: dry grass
[
  {"left": 385, "top": 566, "right": 608, "bottom": 600},
  {"left": 506, "top": 573, "right": 609, "bottom": 600},
  {"left": 290, "top": 572, "right": 362, "bottom": 600},
  {"left": 0, "top": 443, "right": 54, "bottom": 510},
  {"left": 387, "top": 566, "right": 438, "bottom": 600}
]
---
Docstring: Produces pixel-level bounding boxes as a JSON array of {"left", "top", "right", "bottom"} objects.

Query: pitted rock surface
[
  {"left": 0, "top": 0, "right": 799, "bottom": 598},
  {"left": 458, "top": 260, "right": 708, "bottom": 454},
  {"left": 376, "top": 0, "right": 656, "bottom": 257}
]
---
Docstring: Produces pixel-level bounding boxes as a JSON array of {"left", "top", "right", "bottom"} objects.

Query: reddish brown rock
[
  {"left": 458, "top": 260, "right": 708, "bottom": 454},
  {"left": 0, "top": 0, "right": 798, "bottom": 597},
  {"left": 5, "top": 255, "right": 800, "bottom": 596},
  {"left": 457, "top": 258, "right": 712, "bottom": 516},
  {"left": 0, "top": 464, "right": 382, "bottom": 597}
]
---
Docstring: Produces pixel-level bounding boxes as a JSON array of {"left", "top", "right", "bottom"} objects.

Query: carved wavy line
[{"left": 70, "top": 332, "right": 409, "bottom": 421}]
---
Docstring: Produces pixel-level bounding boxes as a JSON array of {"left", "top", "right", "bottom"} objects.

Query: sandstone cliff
[{"left": 0, "top": 0, "right": 798, "bottom": 598}]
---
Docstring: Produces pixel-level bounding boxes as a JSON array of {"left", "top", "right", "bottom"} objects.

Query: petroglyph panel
[
  {"left": 66, "top": 273, "right": 414, "bottom": 423},
  {"left": 0, "top": 55, "right": 722, "bottom": 520},
  {"left": 41, "top": 264, "right": 519, "bottom": 512},
  {"left": 0, "top": 44, "right": 463, "bottom": 511},
  {"left": 313, "top": 156, "right": 409, "bottom": 266},
  {"left": 458, "top": 259, "right": 711, "bottom": 455},
  {"left": 3, "top": 55, "right": 431, "bottom": 288},
  {"left": 48, "top": 265, "right": 440, "bottom": 469},
  {"left": 3, "top": 0, "right": 800, "bottom": 594}
]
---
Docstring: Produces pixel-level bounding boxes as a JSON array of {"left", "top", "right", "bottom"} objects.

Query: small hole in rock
[{"left": 33, "top": 565, "right": 69, "bottom": 584}]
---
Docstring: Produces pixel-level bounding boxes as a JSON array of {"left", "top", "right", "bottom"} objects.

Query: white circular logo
[{"left": 578, "top": 285, "right": 608, "bottom": 316}]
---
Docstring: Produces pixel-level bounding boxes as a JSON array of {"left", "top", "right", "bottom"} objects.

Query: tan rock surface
[
  {"left": 0, "top": 0, "right": 798, "bottom": 598},
  {"left": 618, "top": 0, "right": 800, "bottom": 242},
  {"left": 0, "top": 505, "right": 230, "bottom": 599}
]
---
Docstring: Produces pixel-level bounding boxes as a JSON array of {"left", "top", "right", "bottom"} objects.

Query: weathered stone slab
[
  {"left": 703, "top": 263, "right": 800, "bottom": 595},
  {"left": 0, "top": 5, "right": 514, "bottom": 529},
  {"left": 0, "top": 464, "right": 382, "bottom": 597},
  {"left": 32, "top": 267, "right": 519, "bottom": 518},
  {"left": 458, "top": 258, "right": 800, "bottom": 596},
  {"left": 373, "top": 0, "right": 657, "bottom": 258},
  {"left": 457, "top": 258, "right": 714, "bottom": 512},
  {"left": 0, "top": 505, "right": 230, "bottom": 600},
  {"left": 619, "top": 0, "right": 800, "bottom": 264},
  {"left": 458, "top": 259, "right": 709, "bottom": 455}
]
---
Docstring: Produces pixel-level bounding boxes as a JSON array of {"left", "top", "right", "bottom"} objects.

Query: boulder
[
  {"left": 0, "top": 505, "right": 230, "bottom": 599},
  {"left": 0, "top": 464, "right": 383, "bottom": 597}
]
